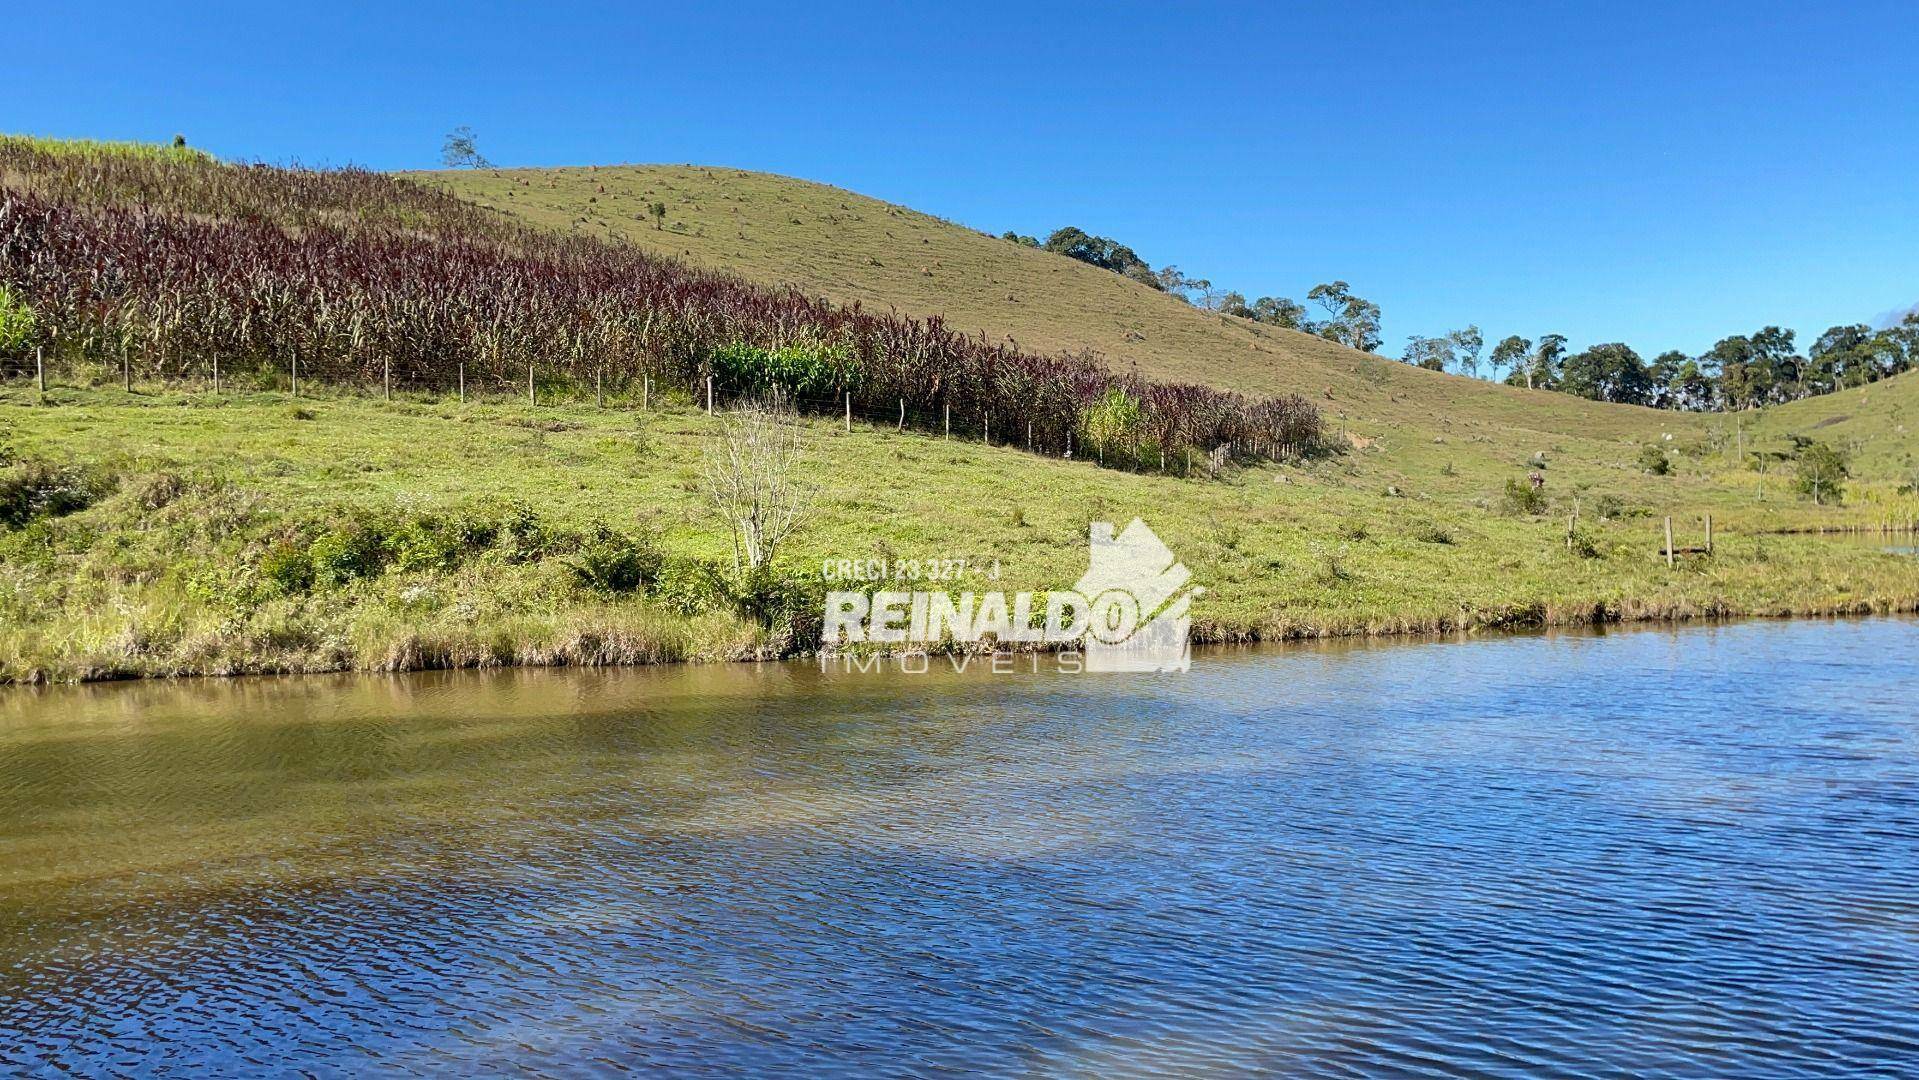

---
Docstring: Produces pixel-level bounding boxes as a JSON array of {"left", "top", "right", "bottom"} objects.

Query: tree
[
  {"left": 701, "top": 392, "right": 813, "bottom": 576},
  {"left": 1306, "top": 281, "right": 1352, "bottom": 327},
  {"left": 1154, "top": 266, "right": 1196, "bottom": 300},
  {"left": 1874, "top": 315, "right": 1919, "bottom": 381},
  {"left": 1120, "top": 263, "right": 1162, "bottom": 290},
  {"left": 1191, "top": 281, "right": 1230, "bottom": 311},
  {"left": 1447, "top": 325, "right": 1483, "bottom": 377},
  {"left": 1560, "top": 342, "right": 1652, "bottom": 405},
  {"left": 1000, "top": 231, "right": 1039, "bottom": 247},
  {"left": 1401, "top": 334, "right": 1453, "bottom": 371},
  {"left": 648, "top": 201, "right": 667, "bottom": 230},
  {"left": 1489, "top": 335, "right": 1530, "bottom": 383},
  {"left": 1647, "top": 350, "right": 1687, "bottom": 409},
  {"left": 1344, "top": 298, "right": 1383, "bottom": 352},
  {"left": 1704, "top": 333, "right": 1756, "bottom": 408},
  {"left": 1809, "top": 324, "right": 1875, "bottom": 392},
  {"left": 1748, "top": 326, "right": 1801, "bottom": 403},
  {"left": 1793, "top": 441, "right": 1849, "bottom": 505},
  {"left": 1217, "top": 291, "right": 1253, "bottom": 318},
  {"left": 1307, "top": 283, "right": 1381, "bottom": 352},
  {"left": 1249, "top": 296, "right": 1311, "bottom": 331},
  {"left": 1042, "top": 227, "right": 1157, "bottom": 285},
  {"left": 1510, "top": 333, "right": 1567, "bottom": 390},
  {"left": 1655, "top": 351, "right": 1717, "bottom": 411},
  {"left": 441, "top": 125, "right": 491, "bottom": 169}
]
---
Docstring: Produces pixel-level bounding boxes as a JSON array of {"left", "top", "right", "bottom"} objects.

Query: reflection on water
[{"left": 3, "top": 619, "right": 1918, "bottom": 1076}]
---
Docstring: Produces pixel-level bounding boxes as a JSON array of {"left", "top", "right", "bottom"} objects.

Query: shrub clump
[
  {"left": 652, "top": 557, "right": 732, "bottom": 616},
  {"left": 710, "top": 341, "right": 856, "bottom": 397},
  {"left": 0, "top": 284, "right": 37, "bottom": 361},
  {"left": 1500, "top": 477, "right": 1548, "bottom": 516},
  {"left": 566, "top": 525, "right": 663, "bottom": 593},
  {"left": 0, "top": 458, "right": 110, "bottom": 529},
  {"left": 1638, "top": 444, "right": 1671, "bottom": 475},
  {"left": 1566, "top": 528, "right": 1602, "bottom": 559}
]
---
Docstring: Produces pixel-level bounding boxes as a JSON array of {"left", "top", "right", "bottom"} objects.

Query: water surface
[{"left": 3, "top": 619, "right": 1917, "bottom": 1076}]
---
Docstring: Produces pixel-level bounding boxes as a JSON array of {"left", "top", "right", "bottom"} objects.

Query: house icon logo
[{"left": 1072, "top": 519, "right": 1203, "bottom": 672}]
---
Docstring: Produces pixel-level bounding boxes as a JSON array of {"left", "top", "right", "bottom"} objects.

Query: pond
[{"left": 3, "top": 618, "right": 1917, "bottom": 1076}]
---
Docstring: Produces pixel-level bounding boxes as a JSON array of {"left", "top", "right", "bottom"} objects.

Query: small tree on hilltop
[
  {"left": 441, "top": 125, "right": 491, "bottom": 169},
  {"left": 1402, "top": 334, "right": 1453, "bottom": 371},
  {"left": 1448, "top": 325, "right": 1484, "bottom": 377},
  {"left": 1489, "top": 335, "right": 1530, "bottom": 383}
]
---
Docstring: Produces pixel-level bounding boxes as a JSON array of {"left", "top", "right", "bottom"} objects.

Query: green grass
[{"left": 6, "top": 382, "right": 1917, "bottom": 683}]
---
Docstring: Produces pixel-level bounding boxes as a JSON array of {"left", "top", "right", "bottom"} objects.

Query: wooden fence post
[
  {"left": 899, "top": 398, "right": 905, "bottom": 432},
  {"left": 643, "top": 373, "right": 650, "bottom": 410},
  {"left": 291, "top": 350, "right": 299, "bottom": 397},
  {"left": 1705, "top": 514, "right": 1713, "bottom": 554},
  {"left": 458, "top": 362, "right": 465, "bottom": 404},
  {"left": 706, "top": 376, "right": 714, "bottom": 414},
  {"left": 122, "top": 341, "right": 130, "bottom": 392},
  {"left": 596, "top": 366, "right": 604, "bottom": 408},
  {"left": 528, "top": 361, "right": 535, "bottom": 405},
  {"left": 844, "top": 392, "right": 850, "bottom": 432},
  {"left": 384, "top": 358, "right": 391, "bottom": 401},
  {"left": 213, "top": 355, "right": 220, "bottom": 395},
  {"left": 943, "top": 401, "right": 950, "bottom": 439},
  {"left": 36, "top": 346, "right": 45, "bottom": 393},
  {"left": 1665, "top": 516, "right": 1675, "bottom": 567}
]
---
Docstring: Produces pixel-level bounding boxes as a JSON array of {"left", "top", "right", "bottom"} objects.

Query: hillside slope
[
  {"left": 1754, "top": 369, "right": 1919, "bottom": 483},
  {"left": 422, "top": 165, "right": 1706, "bottom": 473}
]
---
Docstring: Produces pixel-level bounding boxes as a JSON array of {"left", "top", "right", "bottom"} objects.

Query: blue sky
[{"left": 10, "top": 1, "right": 1917, "bottom": 358}]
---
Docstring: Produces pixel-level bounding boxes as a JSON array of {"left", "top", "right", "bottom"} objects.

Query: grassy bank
[{"left": 6, "top": 384, "right": 1918, "bottom": 683}]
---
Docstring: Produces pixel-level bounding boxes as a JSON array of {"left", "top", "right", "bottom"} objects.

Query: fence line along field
[{"left": 0, "top": 137, "right": 1319, "bottom": 468}]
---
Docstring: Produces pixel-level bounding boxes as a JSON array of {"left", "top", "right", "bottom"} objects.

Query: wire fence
[{"left": 9, "top": 348, "right": 1280, "bottom": 478}]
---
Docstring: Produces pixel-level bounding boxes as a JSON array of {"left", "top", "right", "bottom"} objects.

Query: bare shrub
[{"left": 701, "top": 392, "right": 812, "bottom": 575}]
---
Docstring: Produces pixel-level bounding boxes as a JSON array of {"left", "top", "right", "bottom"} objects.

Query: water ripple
[{"left": 2, "top": 618, "right": 1917, "bottom": 1076}]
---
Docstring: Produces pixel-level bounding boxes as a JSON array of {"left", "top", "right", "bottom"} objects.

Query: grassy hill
[
  {"left": 1755, "top": 369, "right": 1919, "bottom": 485},
  {"left": 423, "top": 165, "right": 1708, "bottom": 475}
]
